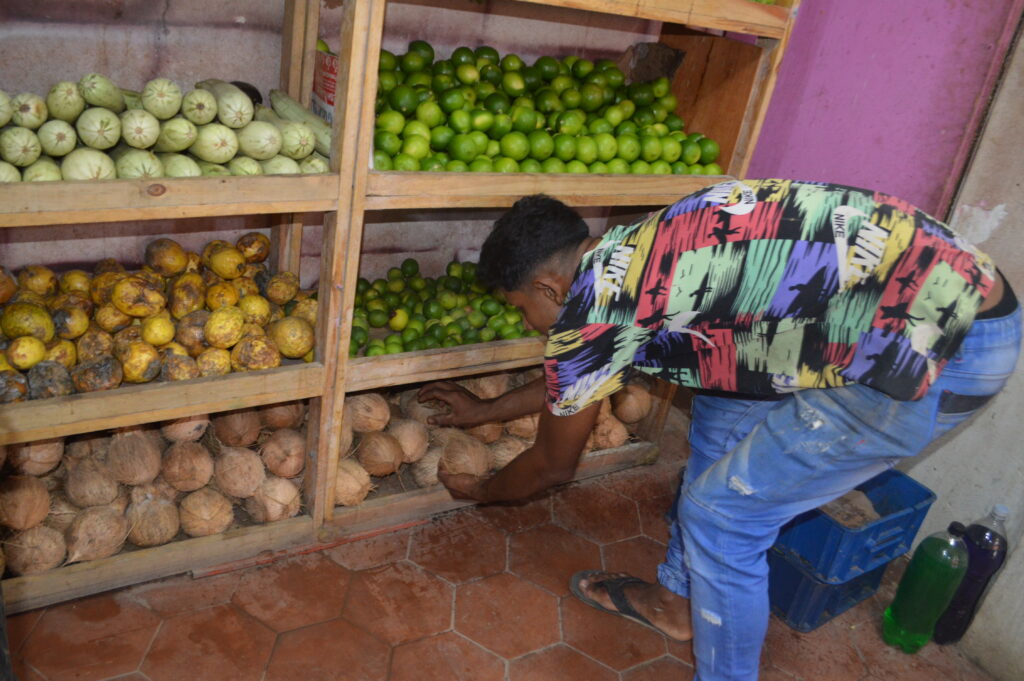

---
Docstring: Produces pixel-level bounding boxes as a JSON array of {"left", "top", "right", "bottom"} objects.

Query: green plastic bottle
[{"left": 882, "top": 522, "right": 969, "bottom": 653}]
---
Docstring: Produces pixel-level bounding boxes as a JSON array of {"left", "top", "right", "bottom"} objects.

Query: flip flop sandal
[{"left": 569, "top": 570, "right": 686, "bottom": 642}]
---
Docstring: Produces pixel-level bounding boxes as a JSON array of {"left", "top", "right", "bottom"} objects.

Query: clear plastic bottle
[
  {"left": 933, "top": 505, "right": 1009, "bottom": 644},
  {"left": 882, "top": 521, "right": 968, "bottom": 653}
]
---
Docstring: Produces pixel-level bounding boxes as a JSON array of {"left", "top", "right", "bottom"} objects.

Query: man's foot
[{"left": 570, "top": 570, "right": 692, "bottom": 642}]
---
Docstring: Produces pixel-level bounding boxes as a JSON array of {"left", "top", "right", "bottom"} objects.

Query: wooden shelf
[
  {"left": 347, "top": 338, "right": 545, "bottom": 392},
  {"left": 0, "top": 173, "right": 338, "bottom": 228},
  {"left": 0, "top": 362, "right": 325, "bottom": 446},
  {"left": 365, "top": 171, "right": 726, "bottom": 210}
]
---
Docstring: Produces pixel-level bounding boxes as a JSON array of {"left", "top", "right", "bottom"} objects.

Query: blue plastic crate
[
  {"left": 773, "top": 469, "right": 935, "bottom": 584},
  {"left": 768, "top": 547, "right": 887, "bottom": 633}
]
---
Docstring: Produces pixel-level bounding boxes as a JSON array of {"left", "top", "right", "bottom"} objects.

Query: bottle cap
[
  {"left": 948, "top": 521, "right": 967, "bottom": 536},
  {"left": 992, "top": 504, "right": 1009, "bottom": 521}
]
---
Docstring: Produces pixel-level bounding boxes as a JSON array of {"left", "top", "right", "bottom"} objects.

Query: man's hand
[
  {"left": 417, "top": 381, "right": 491, "bottom": 427},
  {"left": 437, "top": 469, "right": 488, "bottom": 501}
]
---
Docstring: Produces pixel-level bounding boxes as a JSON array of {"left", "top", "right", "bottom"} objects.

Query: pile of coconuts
[
  {"left": 333, "top": 367, "right": 653, "bottom": 507},
  {"left": 0, "top": 399, "right": 308, "bottom": 578}
]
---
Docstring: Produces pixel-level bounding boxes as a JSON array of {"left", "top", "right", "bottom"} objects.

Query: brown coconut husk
[
  {"left": 107, "top": 428, "right": 162, "bottom": 485},
  {"left": 160, "top": 414, "right": 210, "bottom": 443},
  {"left": 258, "top": 401, "right": 306, "bottom": 430},
  {"left": 105, "top": 485, "right": 130, "bottom": 515},
  {"left": 244, "top": 475, "right": 301, "bottom": 523},
  {"left": 505, "top": 413, "right": 539, "bottom": 440},
  {"left": 411, "top": 448, "right": 443, "bottom": 488},
  {"left": 459, "top": 372, "right": 510, "bottom": 399},
  {"left": 211, "top": 408, "right": 262, "bottom": 447},
  {"left": 592, "top": 415, "right": 629, "bottom": 450},
  {"left": 439, "top": 431, "right": 490, "bottom": 477},
  {"left": 386, "top": 419, "right": 429, "bottom": 463},
  {"left": 355, "top": 431, "right": 404, "bottom": 477},
  {"left": 39, "top": 463, "right": 67, "bottom": 492},
  {"left": 65, "top": 432, "right": 110, "bottom": 460},
  {"left": 65, "top": 457, "right": 119, "bottom": 508},
  {"left": 3, "top": 525, "right": 66, "bottom": 575},
  {"left": 334, "top": 457, "right": 373, "bottom": 506},
  {"left": 65, "top": 506, "right": 129, "bottom": 563},
  {"left": 0, "top": 475, "right": 51, "bottom": 531},
  {"left": 214, "top": 446, "right": 266, "bottom": 498},
  {"left": 346, "top": 393, "right": 391, "bottom": 433},
  {"left": 161, "top": 441, "right": 214, "bottom": 492},
  {"left": 44, "top": 493, "right": 80, "bottom": 532},
  {"left": 179, "top": 488, "right": 233, "bottom": 537},
  {"left": 612, "top": 384, "right": 653, "bottom": 424},
  {"left": 488, "top": 436, "right": 529, "bottom": 470},
  {"left": 399, "top": 389, "right": 449, "bottom": 425},
  {"left": 8, "top": 437, "right": 64, "bottom": 476},
  {"left": 467, "top": 422, "right": 503, "bottom": 444},
  {"left": 507, "top": 367, "right": 544, "bottom": 389},
  {"left": 130, "top": 477, "right": 180, "bottom": 505},
  {"left": 126, "top": 495, "right": 180, "bottom": 547},
  {"left": 259, "top": 428, "right": 306, "bottom": 478}
]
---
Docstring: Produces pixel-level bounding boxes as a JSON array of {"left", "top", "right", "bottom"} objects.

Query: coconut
[
  {"left": 8, "top": 437, "right": 64, "bottom": 476},
  {"left": 334, "top": 458, "right": 372, "bottom": 506},
  {"left": 439, "top": 431, "right": 490, "bottom": 478},
  {"left": 355, "top": 431, "right": 404, "bottom": 476},
  {"left": 161, "top": 441, "right": 214, "bottom": 492},
  {"left": 106, "top": 427, "right": 162, "bottom": 485},
  {"left": 505, "top": 413, "right": 539, "bottom": 440},
  {"left": 598, "top": 397, "right": 613, "bottom": 423},
  {"left": 346, "top": 393, "right": 390, "bottom": 433},
  {"left": 3, "top": 525, "right": 66, "bottom": 575},
  {"left": 488, "top": 436, "right": 529, "bottom": 470},
  {"left": 460, "top": 372, "right": 510, "bottom": 399},
  {"left": 65, "top": 457, "right": 119, "bottom": 508},
  {"left": 259, "top": 428, "right": 306, "bottom": 478},
  {"left": 179, "top": 488, "right": 233, "bottom": 537},
  {"left": 411, "top": 447, "right": 442, "bottom": 488},
  {"left": 126, "top": 495, "right": 180, "bottom": 547},
  {"left": 65, "top": 432, "right": 109, "bottom": 460},
  {"left": 508, "top": 366, "right": 544, "bottom": 389},
  {"left": 399, "top": 389, "right": 449, "bottom": 425},
  {"left": 211, "top": 408, "right": 262, "bottom": 447},
  {"left": 39, "top": 464, "right": 66, "bottom": 493},
  {"left": 44, "top": 493, "right": 80, "bottom": 532},
  {"left": 105, "top": 485, "right": 130, "bottom": 514},
  {"left": 467, "top": 422, "right": 503, "bottom": 444},
  {"left": 130, "top": 477, "right": 180, "bottom": 505},
  {"left": 214, "top": 446, "right": 266, "bottom": 498},
  {"left": 161, "top": 413, "right": 210, "bottom": 442},
  {"left": 244, "top": 475, "right": 301, "bottom": 522},
  {"left": 612, "top": 384, "right": 653, "bottom": 424},
  {"left": 592, "top": 415, "right": 629, "bottom": 450},
  {"left": 0, "top": 476, "right": 50, "bottom": 530},
  {"left": 258, "top": 400, "right": 306, "bottom": 430},
  {"left": 65, "top": 506, "right": 128, "bottom": 563},
  {"left": 386, "top": 418, "right": 429, "bottom": 463}
]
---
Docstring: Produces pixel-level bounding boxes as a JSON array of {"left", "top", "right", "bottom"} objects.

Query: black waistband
[{"left": 976, "top": 272, "right": 1018, "bottom": 319}]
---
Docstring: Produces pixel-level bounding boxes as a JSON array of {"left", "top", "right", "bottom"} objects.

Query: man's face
[{"left": 503, "top": 287, "right": 562, "bottom": 336}]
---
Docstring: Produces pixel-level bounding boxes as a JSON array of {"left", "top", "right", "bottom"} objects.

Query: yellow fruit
[
  {"left": 230, "top": 335, "right": 281, "bottom": 371},
  {"left": 53, "top": 305, "right": 90, "bottom": 340},
  {"left": 112, "top": 275, "right": 167, "bottom": 317},
  {"left": 18, "top": 265, "right": 58, "bottom": 297},
  {"left": 238, "top": 294, "right": 272, "bottom": 326},
  {"left": 93, "top": 258, "right": 125, "bottom": 275},
  {"left": 184, "top": 252, "right": 202, "bottom": 273},
  {"left": 49, "top": 292, "right": 94, "bottom": 316},
  {"left": 10, "top": 290, "right": 47, "bottom": 307},
  {"left": 76, "top": 325, "right": 115, "bottom": 363},
  {"left": 201, "top": 240, "right": 233, "bottom": 267},
  {"left": 268, "top": 316, "right": 315, "bottom": 359},
  {"left": 59, "top": 269, "right": 92, "bottom": 295},
  {"left": 197, "top": 347, "right": 231, "bottom": 376},
  {"left": 264, "top": 271, "right": 300, "bottom": 305},
  {"left": 204, "top": 306, "right": 246, "bottom": 349},
  {"left": 206, "top": 282, "right": 239, "bottom": 310},
  {"left": 45, "top": 339, "right": 77, "bottom": 369},
  {"left": 169, "top": 272, "right": 206, "bottom": 319},
  {"left": 161, "top": 353, "right": 200, "bottom": 381},
  {"left": 0, "top": 354, "right": 14, "bottom": 373},
  {"left": 1, "top": 302, "right": 55, "bottom": 342},
  {"left": 113, "top": 325, "right": 144, "bottom": 360},
  {"left": 120, "top": 341, "right": 162, "bottom": 383},
  {"left": 7, "top": 336, "right": 47, "bottom": 370},
  {"left": 302, "top": 348, "right": 315, "bottom": 363},
  {"left": 208, "top": 246, "right": 247, "bottom": 280},
  {"left": 159, "top": 341, "right": 190, "bottom": 358},
  {"left": 231, "top": 276, "right": 260, "bottom": 298},
  {"left": 90, "top": 270, "right": 127, "bottom": 305},
  {"left": 141, "top": 314, "right": 176, "bottom": 346},
  {"left": 290, "top": 298, "right": 318, "bottom": 327},
  {"left": 137, "top": 267, "right": 166, "bottom": 290},
  {"left": 236, "top": 232, "right": 271, "bottom": 263},
  {"left": 94, "top": 303, "right": 133, "bottom": 333},
  {"left": 175, "top": 310, "right": 210, "bottom": 357},
  {"left": 71, "top": 354, "right": 123, "bottom": 393},
  {"left": 242, "top": 263, "right": 267, "bottom": 280},
  {"left": 0, "top": 266, "right": 16, "bottom": 304},
  {"left": 144, "top": 238, "right": 189, "bottom": 276},
  {"left": 241, "top": 322, "right": 265, "bottom": 338},
  {"left": 268, "top": 302, "right": 285, "bottom": 323}
]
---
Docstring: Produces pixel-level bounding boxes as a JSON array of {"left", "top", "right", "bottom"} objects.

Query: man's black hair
[{"left": 478, "top": 194, "right": 589, "bottom": 292}]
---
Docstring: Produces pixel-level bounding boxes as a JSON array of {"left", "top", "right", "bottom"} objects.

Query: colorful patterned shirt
[{"left": 544, "top": 179, "right": 997, "bottom": 415}]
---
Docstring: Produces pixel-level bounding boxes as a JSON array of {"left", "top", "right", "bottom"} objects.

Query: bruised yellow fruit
[
  {"left": 90, "top": 270, "right": 127, "bottom": 306},
  {"left": 264, "top": 271, "right": 300, "bottom": 305},
  {"left": 208, "top": 246, "right": 247, "bottom": 280},
  {"left": 49, "top": 292, "right": 94, "bottom": 317},
  {"left": 144, "top": 238, "right": 189, "bottom": 276},
  {"left": 120, "top": 341, "right": 162, "bottom": 383},
  {"left": 7, "top": 336, "right": 47, "bottom": 370},
  {"left": 141, "top": 314, "right": 176, "bottom": 346},
  {"left": 18, "top": 265, "right": 58, "bottom": 297},
  {"left": 169, "top": 272, "right": 206, "bottom": 319},
  {"left": 238, "top": 294, "right": 272, "bottom": 326},
  {"left": 268, "top": 302, "right": 284, "bottom": 323},
  {"left": 205, "top": 282, "right": 238, "bottom": 310},
  {"left": 71, "top": 355, "right": 123, "bottom": 392},
  {"left": 230, "top": 335, "right": 281, "bottom": 371},
  {"left": 231, "top": 276, "right": 260, "bottom": 298},
  {"left": 201, "top": 240, "right": 232, "bottom": 267},
  {"left": 197, "top": 347, "right": 231, "bottom": 376},
  {"left": 243, "top": 263, "right": 267, "bottom": 280},
  {"left": 53, "top": 306, "right": 90, "bottom": 340},
  {"left": 290, "top": 298, "right": 318, "bottom": 327},
  {"left": 93, "top": 258, "right": 125, "bottom": 275},
  {"left": 2, "top": 302, "right": 55, "bottom": 342},
  {"left": 201, "top": 269, "right": 224, "bottom": 289},
  {"left": 241, "top": 322, "right": 265, "bottom": 338},
  {"left": 184, "top": 252, "right": 202, "bottom": 273},
  {"left": 45, "top": 339, "right": 77, "bottom": 369},
  {"left": 236, "top": 232, "right": 271, "bottom": 263},
  {"left": 204, "top": 306, "right": 245, "bottom": 349},
  {"left": 137, "top": 267, "right": 166, "bottom": 290},
  {"left": 302, "top": 348, "right": 314, "bottom": 363},
  {"left": 268, "top": 317, "right": 315, "bottom": 359},
  {"left": 159, "top": 341, "right": 190, "bottom": 358},
  {"left": 161, "top": 353, "right": 201, "bottom": 381},
  {"left": 175, "top": 310, "right": 210, "bottom": 357},
  {"left": 76, "top": 325, "right": 114, "bottom": 362},
  {"left": 9, "top": 291, "right": 48, "bottom": 309},
  {"left": 58, "top": 269, "right": 92, "bottom": 295},
  {"left": 0, "top": 354, "right": 14, "bottom": 373},
  {"left": 113, "top": 326, "right": 144, "bottom": 360},
  {"left": 0, "top": 266, "right": 16, "bottom": 304},
  {"left": 111, "top": 275, "right": 166, "bottom": 317},
  {"left": 94, "top": 303, "right": 133, "bottom": 333}
]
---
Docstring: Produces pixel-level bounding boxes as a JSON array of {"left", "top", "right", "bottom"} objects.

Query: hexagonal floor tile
[
  {"left": 468, "top": 494, "right": 552, "bottom": 534},
  {"left": 390, "top": 631, "right": 505, "bottom": 681},
  {"left": 265, "top": 617, "right": 389, "bottom": 681},
  {"left": 323, "top": 528, "right": 411, "bottom": 570},
  {"left": 127, "top": 571, "right": 242, "bottom": 618},
  {"left": 621, "top": 655, "right": 695, "bottom": 681},
  {"left": 142, "top": 604, "right": 275, "bottom": 681},
  {"left": 20, "top": 592, "right": 161, "bottom": 681},
  {"left": 561, "top": 594, "right": 667, "bottom": 671},
  {"left": 455, "top": 572, "right": 559, "bottom": 659},
  {"left": 637, "top": 492, "right": 674, "bottom": 546},
  {"left": 764, "top": 614, "right": 865, "bottom": 681},
  {"left": 231, "top": 552, "right": 351, "bottom": 632},
  {"left": 553, "top": 481, "right": 641, "bottom": 544},
  {"left": 5, "top": 608, "right": 43, "bottom": 655},
  {"left": 602, "top": 535, "right": 667, "bottom": 584},
  {"left": 408, "top": 511, "right": 508, "bottom": 584},
  {"left": 342, "top": 560, "right": 453, "bottom": 645},
  {"left": 599, "top": 463, "right": 681, "bottom": 501},
  {"left": 509, "top": 644, "right": 619, "bottom": 681},
  {"left": 508, "top": 524, "right": 601, "bottom": 596}
]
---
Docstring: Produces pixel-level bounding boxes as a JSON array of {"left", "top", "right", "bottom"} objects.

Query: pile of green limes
[
  {"left": 372, "top": 40, "right": 723, "bottom": 175},
  {"left": 350, "top": 257, "right": 538, "bottom": 356}
]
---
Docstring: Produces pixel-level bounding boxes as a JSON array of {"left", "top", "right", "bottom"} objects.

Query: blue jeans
[{"left": 656, "top": 306, "right": 1021, "bottom": 681}]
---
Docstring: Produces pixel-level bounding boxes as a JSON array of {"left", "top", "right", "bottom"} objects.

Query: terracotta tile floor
[{"left": 4, "top": 406, "right": 999, "bottom": 681}]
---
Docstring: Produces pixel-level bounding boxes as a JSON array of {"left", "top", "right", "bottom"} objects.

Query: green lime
[
  {"left": 520, "top": 158, "right": 542, "bottom": 173},
  {"left": 470, "top": 108, "right": 494, "bottom": 132},
  {"left": 615, "top": 120, "right": 638, "bottom": 137},
  {"left": 469, "top": 157, "right": 493, "bottom": 172},
  {"left": 484, "top": 139, "right": 500, "bottom": 157},
  {"left": 501, "top": 71, "right": 526, "bottom": 97},
  {"left": 681, "top": 140, "right": 701, "bottom": 165},
  {"left": 445, "top": 159, "right": 468, "bottom": 172},
  {"left": 565, "top": 160, "right": 589, "bottom": 174},
  {"left": 430, "top": 125, "right": 455, "bottom": 151},
  {"left": 603, "top": 104, "right": 625, "bottom": 127},
  {"left": 607, "top": 158, "right": 630, "bottom": 174},
  {"left": 650, "top": 160, "right": 672, "bottom": 174},
  {"left": 651, "top": 76, "right": 670, "bottom": 98},
  {"left": 534, "top": 55, "right": 561, "bottom": 81},
  {"left": 432, "top": 59, "right": 455, "bottom": 76},
  {"left": 540, "top": 157, "right": 565, "bottom": 173},
  {"left": 500, "top": 53, "right": 524, "bottom": 71},
  {"left": 401, "top": 135, "right": 430, "bottom": 160},
  {"left": 560, "top": 88, "right": 581, "bottom": 109},
  {"left": 659, "top": 136, "right": 682, "bottom": 163},
  {"left": 593, "top": 132, "right": 617, "bottom": 162},
  {"left": 639, "top": 135, "right": 662, "bottom": 162},
  {"left": 526, "top": 130, "right": 553, "bottom": 160},
  {"left": 451, "top": 46, "right": 475, "bottom": 66},
  {"left": 603, "top": 67, "right": 625, "bottom": 90},
  {"left": 372, "top": 149, "right": 393, "bottom": 170},
  {"left": 491, "top": 157, "right": 517, "bottom": 172},
  {"left": 455, "top": 63, "right": 480, "bottom": 85},
  {"left": 510, "top": 106, "right": 538, "bottom": 134},
  {"left": 404, "top": 72, "right": 432, "bottom": 91},
  {"left": 415, "top": 100, "right": 445, "bottom": 128},
  {"left": 579, "top": 84, "right": 604, "bottom": 112},
  {"left": 478, "top": 326, "right": 497, "bottom": 342},
  {"left": 698, "top": 138, "right": 720, "bottom": 164},
  {"left": 388, "top": 307, "right": 409, "bottom": 331},
  {"left": 534, "top": 88, "right": 563, "bottom": 114},
  {"left": 553, "top": 133, "right": 576, "bottom": 161},
  {"left": 479, "top": 63, "right": 503, "bottom": 85},
  {"left": 686, "top": 132, "right": 705, "bottom": 143},
  {"left": 670, "top": 161, "right": 688, "bottom": 174},
  {"left": 617, "top": 99, "right": 636, "bottom": 120},
  {"left": 392, "top": 153, "right": 420, "bottom": 171},
  {"left": 588, "top": 161, "right": 609, "bottom": 174},
  {"left": 499, "top": 131, "right": 530, "bottom": 161},
  {"left": 449, "top": 134, "right": 478, "bottom": 162},
  {"left": 448, "top": 108, "right": 472, "bottom": 133},
  {"left": 665, "top": 113, "right": 684, "bottom": 132},
  {"left": 571, "top": 58, "right": 594, "bottom": 79},
  {"left": 688, "top": 163, "right": 705, "bottom": 175},
  {"left": 402, "top": 120, "right": 431, "bottom": 140},
  {"left": 557, "top": 110, "right": 585, "bottom": 136},
  {"left": 408, "top": 39, "right": 435, "bottom": 63},
  {"left": 550, "top": 75, "right": 573, "bottom": 93},
  {"left": 438, "top": 88, "right": 466, "bottom": 114},
  {"left": 489, "top": 113, "right": 513, "bottom": 140},
  {"left": 588, "top": 117, "right": 613, "bottom": 135},
  {"left": 474, "top": 45, "right": 500, "bottom": 64},
  {"left": 520, "top": 66, "right": 542, "bottom": 92},
  {"left": 574, "top": 135, "right": 598, "bottom": 165},
  {"left": 388, "top": 84, "right": 418, "bottom": 115},
  {"left": 704, "top": 162, "right": 724, "bottom": 175},
  {"left": 378, "top": 70, "right": 399, "bottom": 93},
  {"left": 431, "top": 73, "right": 455, "bottom": 93},
  {"left": 376, "top": 109, "right": 406, "bottom": 135},
  {"left": 368, "top": 309, "right": 389, "bottom": 328},
  {"left": 628, "top": 81, "right": 655, "bottom": 107},
  {"left": 379, "top": 49, "right": 398, "bottom": 71},
  {"left": 374, "top": 129, "right": 402, "bottom": 156},
  {"left": 630, "top": 159, "right": 652, "bottom": 174},
  {"left": 483, "top": 91, "right": 511, "bottom": 114},
  {"left": 616, "top": 133, "right": 640, "bottom": 162}
]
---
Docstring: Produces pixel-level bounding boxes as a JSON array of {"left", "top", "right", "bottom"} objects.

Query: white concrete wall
[{"left": 899, "top": 29, "right": 1024, "bottom": 681}]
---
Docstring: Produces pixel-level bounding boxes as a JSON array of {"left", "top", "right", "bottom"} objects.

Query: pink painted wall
[{"left": 747, "top": 0, "right": 1022, "bottom": 217}]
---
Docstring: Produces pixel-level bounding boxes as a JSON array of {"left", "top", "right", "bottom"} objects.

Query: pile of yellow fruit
[{"left": 0, "top": 233, "right": 316, "bottom": 403}]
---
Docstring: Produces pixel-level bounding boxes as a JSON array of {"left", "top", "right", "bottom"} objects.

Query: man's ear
[{"left": 532, "top": 273, "right": 565, "bottom": 303}]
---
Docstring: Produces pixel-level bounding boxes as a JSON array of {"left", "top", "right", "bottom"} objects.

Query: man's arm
[{"left": 417, "top": 376, "right": 546, "bottom": 427}]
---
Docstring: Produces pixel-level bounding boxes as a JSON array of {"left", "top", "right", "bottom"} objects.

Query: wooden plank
[
  {"left": 1, "top": 516, "right": 315, "bottom": 615},
  {"left": 280, "top": 0, "right": 307, "bottom": 100},
  {"left": 346, "top": 338, "right": 545, "bottom": 393},
  {"left": 0, "top": 363, "right": 324, "bottom": 446},
  {"left": 299, "top": 0, "right": 321, "bottom": 108},
  {"left": 365, "top": 172, "right": 727, "bottom": 210},
  {"left": 0, "top": 174, "right": 338, "bottom": 228}
]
